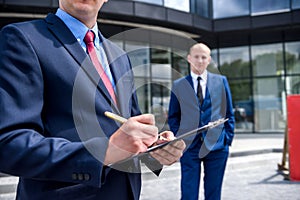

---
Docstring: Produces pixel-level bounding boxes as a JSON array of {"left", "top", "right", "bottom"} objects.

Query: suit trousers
[{"left": 180, "top": 144, "right": 229, "bottom": 200}]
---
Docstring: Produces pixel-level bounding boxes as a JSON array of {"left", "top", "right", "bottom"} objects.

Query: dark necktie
[
  {"left": 84, "top": 30, "right": 117, "bottom": 105},
  {"left": 197, "top": 77, "right": 203, "bottom": 105}
]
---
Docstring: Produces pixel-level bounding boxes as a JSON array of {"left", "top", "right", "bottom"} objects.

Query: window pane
[
  {"left": 172, "top": 49, "right": 189, "bottom": 80},
  {"left": 191, "top": 0, "right": 210, "bottom": 18},
  {"left": 151, "top": 47, "right": 171, "bottom": 65},
  {"left": 134, "top": 78, "right": 151, "bottom": 113},
  {"left": 151, "top": 47, "right": 171, "bottom": 79},
  {"left": 219, "top": 46, "right": 250, "bottom": 78},
  {"left": 286, "top": 76, "right": 300, "bottom": 94},
  {"left": 125, "top": 42, "right": 150, "bottom": 77},
  {"left": 134, "top": 0, "right": 163, "bottom": 6},
  {"left": 207, "top": 49, "right": 219, "bottom": 74},
  {"left": 253, "top": 77, "right": 285, "bottom": 132},
  {"left": 285, "top": 42, "right": 300, "bottom": 75},
  {"left": 230, "top": 79, "right": 253, "bottom": 131},
  {"left": 251, "top": 43, "right": 284, "bottom": 77},
  {"left": 292, "top": 0, "right": 300, "bottom": 9},
  {"left": 213, "top": 0, "right": 249, "bottom": 19},
  {"left": 151, "top": 81, "right": 171, "bottom": 131},
  {"left": 251, "top": 0, "right": 290, "bottom": 15},
  {"left": 152, "top": 64, "right": 172, "bottom": 79},
  {"left": 150, "top": 46, "right": 172, "bottom": 131},
  {"left": 165, "top": 0, "right": 190, "bottom": 12}
]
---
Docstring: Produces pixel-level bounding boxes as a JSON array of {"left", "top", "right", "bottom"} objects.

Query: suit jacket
[
  {"left": 168, "top": 72, "right": 235, "bottom": 155},
  {"left": 0, "top": 13, "right": 159, "bottom": 200}
]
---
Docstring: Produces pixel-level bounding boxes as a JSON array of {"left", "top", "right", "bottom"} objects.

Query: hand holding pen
[
  {"left": 104, "top": 112, "right": 185, "bottom": 166},
  {"left": 103, "top": 113, "right": 158, "bottom": 165},
  {"left": 104, "top": 112, "right": 174, "bottom": 141}
]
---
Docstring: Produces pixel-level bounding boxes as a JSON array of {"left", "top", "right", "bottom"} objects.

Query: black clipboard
[{"left": 108, "top": 118, "right": 228, "bottom": 167}]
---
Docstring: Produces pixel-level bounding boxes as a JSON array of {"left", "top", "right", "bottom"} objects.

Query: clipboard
[{"left": 108, "top": 118, "right": 228, "bottom": 167}]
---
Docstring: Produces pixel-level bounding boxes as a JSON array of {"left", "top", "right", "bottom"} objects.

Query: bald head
[{"left": 189, "top": 43, "right": 211, "bottom": 56}]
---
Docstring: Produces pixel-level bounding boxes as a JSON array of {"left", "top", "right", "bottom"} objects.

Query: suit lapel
[
  {"left": 186, "top": 75, "right": 198, "bottom": 102},
  {"left": 45, "top": 14, "right": 88, "bottom": 70},
  {"left": 45, "top": 14, "right": 119, "bottom": 111},
  {"left": 186, "top": 75, "right": 194, "bottom": 90},
  {"left": 101, "top": 34, "right": 132, "bottom": 117},
  {"left": 206, "top": 73, "right": 226, "bottom": 119}
]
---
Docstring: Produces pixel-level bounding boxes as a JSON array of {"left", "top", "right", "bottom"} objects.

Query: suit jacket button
[
  {"left": 78, "top": 173, "right": 84, "bottom": 181},
  {"left": 72, "top": 173, "right": 78, "bottom": 180},
  {"left": 84, "top": 173, "right": 91, "bottom": 181}
]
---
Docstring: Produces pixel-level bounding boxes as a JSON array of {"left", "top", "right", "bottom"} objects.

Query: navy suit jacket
[
  {"left": 0, "top": 13, "right": 159, "bottom": 199},
  {"left": 168, "top": 72, "right": 235, "bottom": 155}
]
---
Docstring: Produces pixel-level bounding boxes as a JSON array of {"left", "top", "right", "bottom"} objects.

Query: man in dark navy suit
[
  {"left": 168, "top": 43, "right": 235, "bottom": 200},
  {"left": 0, "top": 0, "right": 185, "bottom": 199}
]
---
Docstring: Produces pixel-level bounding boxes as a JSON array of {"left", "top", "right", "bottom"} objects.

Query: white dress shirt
[{"left": 191, "top": 70, "right": 207, "bottom": 99}]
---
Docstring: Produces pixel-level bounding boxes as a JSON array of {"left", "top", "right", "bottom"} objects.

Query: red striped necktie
[{"left": 84, "top": 30, "right": 117, "bottom": 105}]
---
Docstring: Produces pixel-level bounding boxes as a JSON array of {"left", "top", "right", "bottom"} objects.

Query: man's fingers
[
  {"left": 150, "top": 140, "right": 186, "bottom": 165},
  {"left": 131, "top": 114, "right": 156, "bottom": 125}
]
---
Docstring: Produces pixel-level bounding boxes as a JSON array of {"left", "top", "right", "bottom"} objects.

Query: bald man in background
[{"left": 168, "top": 43, "right": 235, "bottom": 200}]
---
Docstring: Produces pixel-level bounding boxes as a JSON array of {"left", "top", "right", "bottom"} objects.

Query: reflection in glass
[
  {"left": 213, "top": 0, "right": 249, "bottom": 19},
  {"left": 151, "top": 47, "right": 171, "bottom": 64},
  {"left": 253, "top": 77, "right": 285, "bottom": 132},
  {"left": 286, "top": 76, "right": 300, "bottom": 94},
  {"left": 134, "top": 0, "right": 163, "bottom": 6},
  {"left": 172, "top": 49, "right": 189, "bottom": 80},
  {"left": 219, "top": 46, "right": 250, "bottom": 78},
  {"left": 292, "top": 0, "right": 300, "bottom": 9},
  {"left": 152, "top": 64, "right": 172, "bottom": 79},
  {"left": 251, "top": 43, "right": 284, "bottom": 77},
  {"left": 150, "top": 47, "right": 172, "bottom": 131},
  {"left": 251, "top": 0, "right": 290, "bottom": 15},
  {"left": 190, "top": 0, "right": 210, "bottom": 18},
  {"left": 165, "top": 0, "right": 190, "bottom": 12},
  {"left": 151, "top": 81, "right": 171, "bottom": 131},
  {"left": 207, "top": 49, "right": 220, "bottom": 74},
  {"left": 285, "top": 42, "right": 300, "bottom": 75},
  {"left": 125, "top": 42, "right": 150, "bottom": 77},
  {"left": 108, "top": 23, "right": 298, "bottom": 134},
  {"left": 134, "top": 78, "right": 151, "bottom": 114},
  {"left": 229, "top": 79, "right": 253, "bottom": 131}
]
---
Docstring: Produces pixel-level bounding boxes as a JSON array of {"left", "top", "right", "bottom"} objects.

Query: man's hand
[
  {"left": 104, "top": 114, "right": 158, "bottom": 165},
  {"left": 150, "top": 131, "right": 186, "bottom": 166}
]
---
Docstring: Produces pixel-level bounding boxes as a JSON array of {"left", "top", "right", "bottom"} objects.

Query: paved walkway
[
  {"left": 140, "top": 133, "right": 300, "bottom": 200},
  {"left": 1, "top": 133, "right": 299, "bottom": 200},
  {"left": 230, "top": 133, "right": 284, "bottom": 156}
]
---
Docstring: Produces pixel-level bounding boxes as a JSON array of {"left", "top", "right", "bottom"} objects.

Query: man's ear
[{"left": 187, "top": 54, "right": 191, "bottom": 64}]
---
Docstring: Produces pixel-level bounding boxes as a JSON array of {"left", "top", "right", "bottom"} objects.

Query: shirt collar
[
  {"left": 191, "top": 70, "right": 208, "bottom": 83},
  {"left": 55, "top": 8, "right": 100, "bottom": 50}
]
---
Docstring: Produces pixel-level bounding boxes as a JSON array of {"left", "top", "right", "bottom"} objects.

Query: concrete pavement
[
  {"left": 229, "top": 133, "right": 284, "bottom": 156},
  {"left": 140, "top": 133, "right": 300, "bottom": 200},
  {"left": 140, "top": 152, "right": 300, "bottom": 200},
  {"left": 1, "top": 133, "right": 300, "bottom": 200}
]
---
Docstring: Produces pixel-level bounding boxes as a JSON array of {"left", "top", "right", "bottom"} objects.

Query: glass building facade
[
  {"left": 0, "top": 0, "right": 299, "bottom": 133},
  {"left": 133, "top": 0, "right": 300, "bottom": 18}
]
